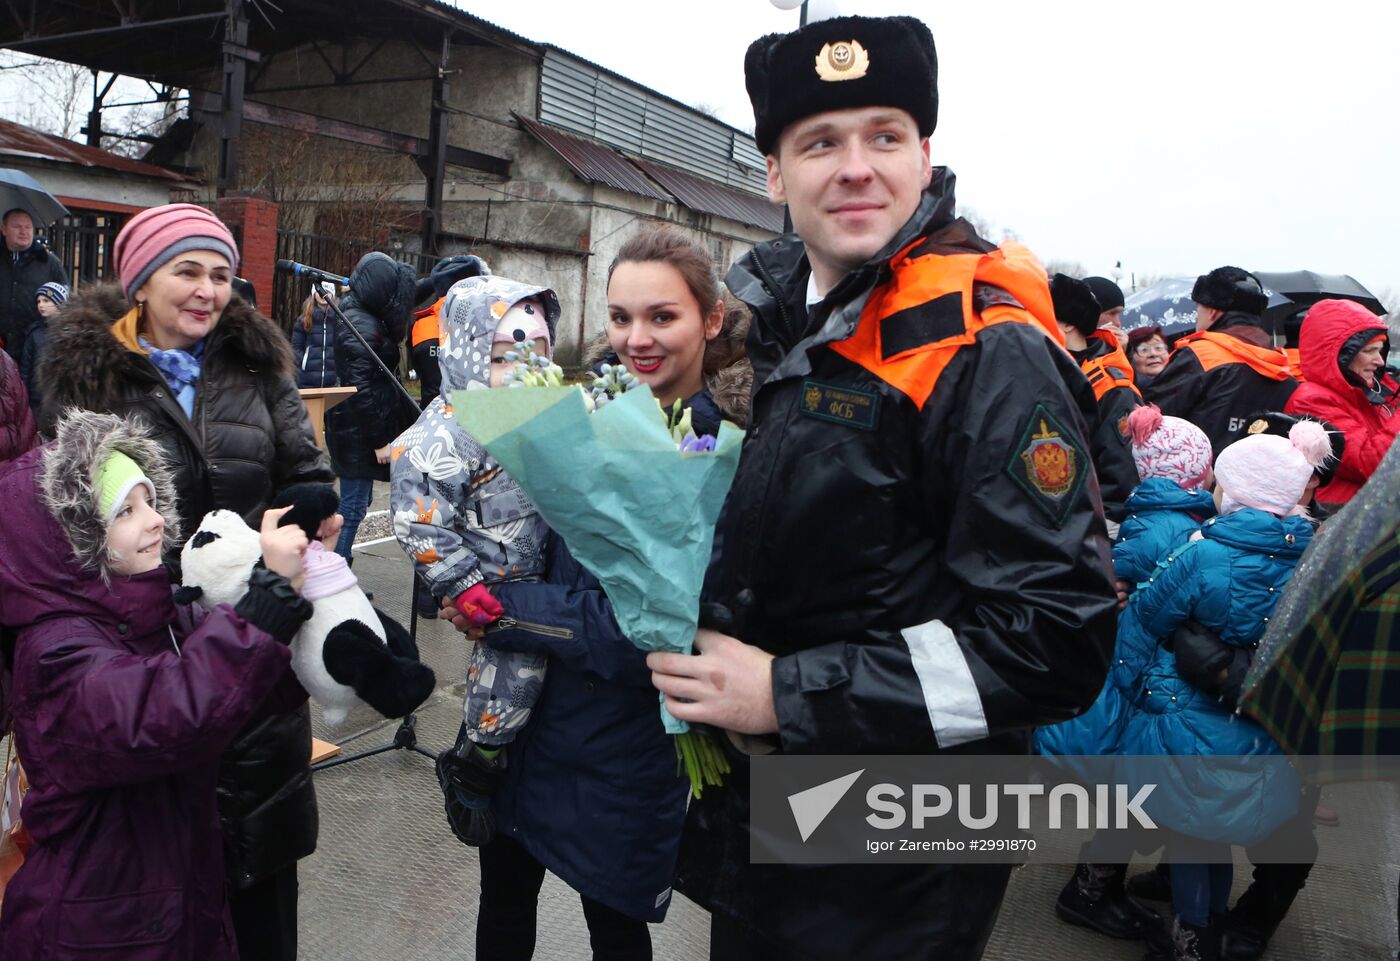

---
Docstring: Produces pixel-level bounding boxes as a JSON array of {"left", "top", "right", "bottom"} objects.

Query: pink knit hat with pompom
[
  {"left": 1215, "top": 419, "right": 1334, "bottom": 516},
  {"left": 1125, "top": 405, "right": 1213, "bottom": 490},
  {"left": 113, "top": 203, "right": 240, "bottom": 302}
]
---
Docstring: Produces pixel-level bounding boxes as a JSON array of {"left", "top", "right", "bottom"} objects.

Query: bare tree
[
  {"left": 0, "top": 53, "right": 88, "bottom": 139},
  {"left": 1043, "top": 259, "right": 1087, "bottom": 278},
  {"left": 236, "top": 124, "right": 417, "bottom": 248},
  {"left": 0, "top": 52, "right": 185, "bottom": 158}
]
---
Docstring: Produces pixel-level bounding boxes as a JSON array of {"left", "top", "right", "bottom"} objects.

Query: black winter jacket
[
  {"left": 35, "top": 285, "right": 331, "bottom": 887},
  {"left": 1071, "top": 335, "right": 1142, "bottom": 522},
  {"left": 678, "top": 171, "right": 1117, "bottom": 961},
  {"left": 291, "top": 304, "right": 339, "bottom": 388},
  {"left": 325, "top": 253, "right": 419, "bottom": 480},
  {"left": 1144, "top": 312, "right": 1298, "bottom": 454},
  {"left": 0, "top": 240, "right": 66, "bottom": 364},
  {"left": 18, "top": 318, "right": 47, "bottom": 415}
]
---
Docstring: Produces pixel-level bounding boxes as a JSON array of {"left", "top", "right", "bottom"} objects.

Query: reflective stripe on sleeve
[{"left": 901, "top": 619, "right": 989, "bottom": 748}]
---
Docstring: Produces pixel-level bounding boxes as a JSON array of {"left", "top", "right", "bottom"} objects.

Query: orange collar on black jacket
[
  {"left": 829, "top": 239, "right": 1062, "bottom": 410},
  {"left": 1175, "top": 329, "right": 1293, "bottom": 381}
]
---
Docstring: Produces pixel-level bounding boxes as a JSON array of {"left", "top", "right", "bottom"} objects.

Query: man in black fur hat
[
  {"left": 1050, "top": 272, "right": 1143, "bottom": 527},
  {"left": 647, "top": 14, "right": 1117, "bottom": 961},
  {"left": 1144, "top": 266, "right": 1298, "bottom": 453}
]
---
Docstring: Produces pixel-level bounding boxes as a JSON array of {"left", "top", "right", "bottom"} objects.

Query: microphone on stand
[{"left": 274, "top": 259, "right": 349, "bottom": 286}]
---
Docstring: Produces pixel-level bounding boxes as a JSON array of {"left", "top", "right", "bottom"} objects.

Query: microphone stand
[{"left": 290, "top": 271, "right": 439, "bottom": 773}]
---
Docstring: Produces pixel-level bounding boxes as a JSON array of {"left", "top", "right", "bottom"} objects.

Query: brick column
[{"left": 215, "top": 194, "right": 278, "bottom": 312}]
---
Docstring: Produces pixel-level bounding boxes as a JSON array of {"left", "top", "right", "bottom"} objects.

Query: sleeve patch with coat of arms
[{"left": 1005, "top": 404, "right": 1089, "bottom": 527}]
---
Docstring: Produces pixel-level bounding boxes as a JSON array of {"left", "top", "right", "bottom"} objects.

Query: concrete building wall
[
  {"left": 170, "top": 32, "right": 775, "bottom": 364},
  {"left": 14, "top": 163, "right": 175, "bottom": 211}
]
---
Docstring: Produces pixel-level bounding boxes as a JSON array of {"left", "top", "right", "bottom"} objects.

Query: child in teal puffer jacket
[
  {"left": 1036, "top": 406, "right": 1216, "bottom": 942},
  {"left": 1038, "top": 405, "right": 1216, "bottom": 761},
  {"left": 1118, "top": 419, "right": 1333, "bottom": 961}
]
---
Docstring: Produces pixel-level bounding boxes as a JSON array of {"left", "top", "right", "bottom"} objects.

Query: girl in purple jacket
[{"left": 0, "top": 410, "right": 313, "bottom": 961}]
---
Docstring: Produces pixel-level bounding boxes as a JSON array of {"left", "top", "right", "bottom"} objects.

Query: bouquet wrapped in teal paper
[{"left": 452, "top": 380, "right": 743, "bottom": 795}]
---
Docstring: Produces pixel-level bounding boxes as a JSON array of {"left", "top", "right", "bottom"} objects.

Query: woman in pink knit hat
[{"left": 36, "top": 202, "right": 335, "bottom": 961}]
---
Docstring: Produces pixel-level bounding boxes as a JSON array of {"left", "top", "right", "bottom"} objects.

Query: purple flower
[{"left": 679, "top": 433, "right": 716, "bottom": 454}]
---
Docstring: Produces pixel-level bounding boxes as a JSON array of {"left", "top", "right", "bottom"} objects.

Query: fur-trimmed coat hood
[
  {"left": 33, "top": 283, "right": 332, "bottom": 551},
  {"left": 41, "top": 409, "right": 182, "bottom": 580},
  {"left": 38, "top": 283, "right": 296, "bottom": 428},
  {"left": 0, "top": 411, "right": 180, "bottom": 636}
]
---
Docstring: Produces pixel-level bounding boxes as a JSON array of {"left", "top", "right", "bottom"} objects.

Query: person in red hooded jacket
[{"left": 1285, "top": 298, "right": 1400, "bottom": 508}]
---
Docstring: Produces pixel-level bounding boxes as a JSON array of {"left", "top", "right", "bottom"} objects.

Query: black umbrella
[
  {"left": 0, "top": 168, "right": 68, "bottom": 226},
  {"left": 1121, "top": 277, "right": 1199, "bottom": 337},
  {"left": 1255, "top": 270, "right": 1387, "bottom": 339}
]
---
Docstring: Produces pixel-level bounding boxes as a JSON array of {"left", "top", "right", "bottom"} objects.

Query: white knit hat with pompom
[{"left": 1214, "top": 419, "right": 1335, "bottom": 516}]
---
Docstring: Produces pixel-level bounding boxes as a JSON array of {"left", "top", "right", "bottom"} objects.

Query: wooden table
[{"left": 298, "top": 386, "right": 357, "bottom": 450}]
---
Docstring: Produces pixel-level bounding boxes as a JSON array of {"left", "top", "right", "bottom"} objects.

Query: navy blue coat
[
  {"left": 1118, "top": 508, "right": 1311, "bottom": 844},
  {"left": 490, "top": 531, "right": 689, "bottom": 923},
  {"left": 291, "top": 306, "right": 338, "bottom": 388},
  {"left": 1036, "top": 478, "right": 1213, "bottom": 762}
]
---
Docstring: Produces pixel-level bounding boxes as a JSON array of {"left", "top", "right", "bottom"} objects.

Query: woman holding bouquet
[
  {"left": 587, "top": 229, "right": 751, "bottom": 435},
  {"left": 440, "top": 228, "right": 749, "bottom": 961}
]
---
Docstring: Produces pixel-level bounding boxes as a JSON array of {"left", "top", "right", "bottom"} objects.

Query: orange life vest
[
  {"left": 411, "top": 297, "right": 444, "bottom": 348},
  {"left": 830, "top": 240, "right": 1062, "bottom": 410},
  {"left": 1080, "top": 329, "right": 1141, "bottom": 403},
  {"left": 1176, "top": 330, "right": 1293, "bottom": 381}
]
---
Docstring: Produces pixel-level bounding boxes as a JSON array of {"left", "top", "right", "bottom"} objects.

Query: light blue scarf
[{"left": 141, "top": 337, "right": 205, "bottom": 418}]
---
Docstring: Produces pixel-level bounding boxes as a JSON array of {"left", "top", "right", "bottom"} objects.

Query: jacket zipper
[
  {"left": 751, "top": 251, "right": 797, "bottom": 350},
  {"left": 487, "top": 617, "right": 574, "bottom": 639}
]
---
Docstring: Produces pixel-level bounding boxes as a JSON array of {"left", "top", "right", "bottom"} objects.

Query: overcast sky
[{"left": 457, "top": 0, "right": 1400, "bottom": 305}]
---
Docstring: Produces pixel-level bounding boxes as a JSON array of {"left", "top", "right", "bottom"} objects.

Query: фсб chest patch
[
  {"left": 797, "top": 380, "right": 881, "bottom": 430},
  {"left": 1005, "top": 404, "right": 1088, "bottom": 526}
]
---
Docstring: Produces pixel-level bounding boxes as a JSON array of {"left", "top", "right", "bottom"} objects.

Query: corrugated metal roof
[
  {"left": 632, "top": 158, "right": 785, "bottom": 234},
  {"left": 540, "top": 51, "right": 768, "bottom": 198},
  {"left": 516, "top": 115, "right": 671, "bottom": 202},
  {"left": 0, "top": 118, "right": 186, "bottom": 181}
]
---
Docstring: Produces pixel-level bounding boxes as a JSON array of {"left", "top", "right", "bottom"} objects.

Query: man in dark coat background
[
  {"left": 647, "top": 15, "right": 1117, "bottom": 961},
  {"left": 0, "top": 208, "right": 68, "bottom": 366},
  {"left": 1145, "top": 266, "right": 1297, "bottom": 452},
  {"left": 1050, "top": 272, "right": 1142, "bottom": 528}
]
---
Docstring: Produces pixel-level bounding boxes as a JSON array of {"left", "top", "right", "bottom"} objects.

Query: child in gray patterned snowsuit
[{"left": 390, "top": 271, "right": 560, "bottom": 845}]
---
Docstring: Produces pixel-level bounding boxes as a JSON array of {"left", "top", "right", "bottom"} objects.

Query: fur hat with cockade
[{"left": 744, "top": 15, "right": 937, "bottom": 156}]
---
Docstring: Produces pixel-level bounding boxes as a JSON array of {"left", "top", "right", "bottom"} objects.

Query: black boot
[
  {"left": 1218, "top": 863, "right": 1310, "bottom": 961},
  {"left": 435, "top": 726, "right": 504, "bottom": 847},
  {"left": 1056, "top": 862, "right": 1164, "bottom": 940},
  {"left": 1128, "top": 861, "right": 1173, "bottom": 902}
]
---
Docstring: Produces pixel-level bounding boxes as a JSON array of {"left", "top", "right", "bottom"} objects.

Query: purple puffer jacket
[
  {"left": 0, "top": 435, "right": 298, "bottom": 960},
  {"left": 1, "top": 347, "right": 36, "bottom": 464}
]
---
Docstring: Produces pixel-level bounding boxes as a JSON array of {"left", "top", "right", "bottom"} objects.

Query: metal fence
[
  {"left": 272, "top": 230, "right": 438, "bottom": 333},
  {"left": 41, "top": 212, "right": 127, "bottom": 288}
]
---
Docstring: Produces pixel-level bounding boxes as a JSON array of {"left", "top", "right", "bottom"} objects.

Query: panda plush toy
[{"left": 175, "top": 483, "right": 435, "bottom": 724}]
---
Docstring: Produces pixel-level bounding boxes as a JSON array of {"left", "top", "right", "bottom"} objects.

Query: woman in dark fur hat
[{"left": 36, "top": 203, "right": 334, "bottom": 961}]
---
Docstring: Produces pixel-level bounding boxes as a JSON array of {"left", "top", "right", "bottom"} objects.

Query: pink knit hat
[
  {"left": 1125, "top": 405, "right": 1213, "bottom": 490},
  {"left": 1215, "top": 420, "right": 1334, "bottom": 516},
  {"left": 300, "top": 541, "right": 359, "bottom": 602},
  {"left": 113, "top": 203, "right": 240, "bottom": 302}
]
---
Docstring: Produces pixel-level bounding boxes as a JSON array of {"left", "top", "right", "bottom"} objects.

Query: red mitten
[{"left": 453, "top": 583, "right": 504, "bottom": 625}]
